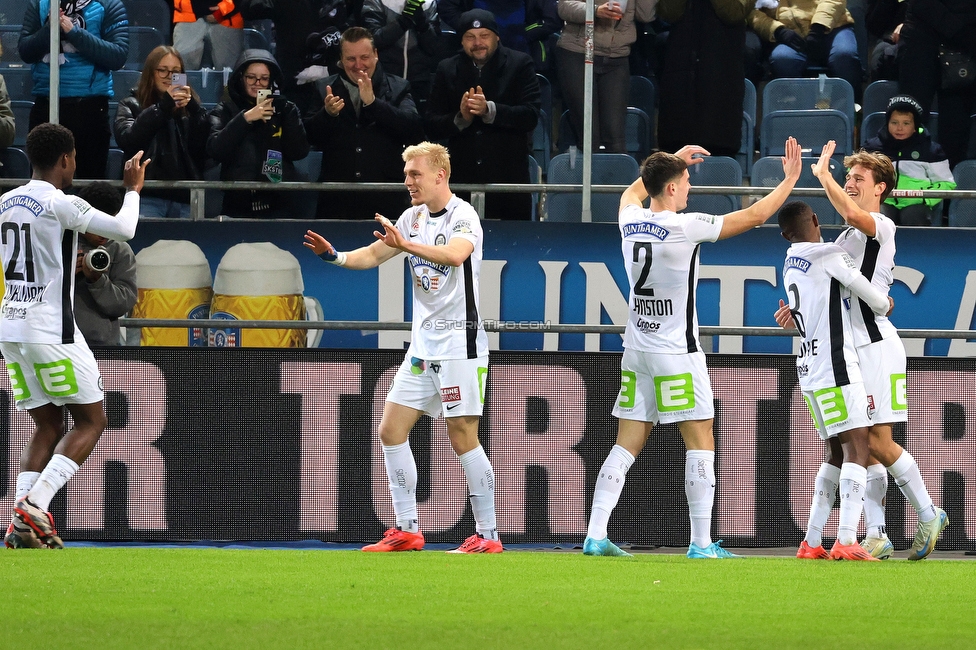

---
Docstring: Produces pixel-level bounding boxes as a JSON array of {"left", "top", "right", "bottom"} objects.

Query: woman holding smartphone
[
  {"left": 113, "top": 46, "right": 210, "bottom": 218},
  {"left": 206, "top": 49, "right": 311, "bottom": 218}
]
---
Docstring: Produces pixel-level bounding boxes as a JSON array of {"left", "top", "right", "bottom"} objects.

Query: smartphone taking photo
[{"left": 171, "top": 72, "right": 187, "bottom": 88}]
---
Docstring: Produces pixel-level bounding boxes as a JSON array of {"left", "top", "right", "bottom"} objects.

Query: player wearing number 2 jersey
[
  {"left": 582, "top": 138, "right": 802, "bottom": 559},
  {"left": 304, "top": 142, "right": 500, "bottom": 554},
  {"left": 1, "top": 124, "right": 148, "bottom": 549}
]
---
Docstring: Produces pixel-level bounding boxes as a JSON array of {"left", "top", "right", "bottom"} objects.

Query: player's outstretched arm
[
  {"left": 812, "top": 140, "right": 876, "bottom": 236},
  {"left": 372, "top": 214, "right": 474, "bottom": 267},
  {"left": 304, "top": 229, "right": 399, "bottom": 270},
  {"left": 718, "top": 137, "right": 802, "bottom": 240}
]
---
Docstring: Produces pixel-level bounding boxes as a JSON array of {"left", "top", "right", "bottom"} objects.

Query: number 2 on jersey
[
  {"left": 632, "top": 242, "right": 654, "bottom": 296},
  {"left": 2, "top": 222, "right": 36, "bottom": 282}
]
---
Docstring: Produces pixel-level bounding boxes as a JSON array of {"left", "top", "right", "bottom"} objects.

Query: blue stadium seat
[
  {"left": 244, "top": 19, "right": 276, "bottom": 55},
  {"left": 112, "top": 68, "right": 143, "bottom": 101},
  {"left": 242, "top": 27, "right": 270, "bottom": 51},
  {"left": 762, "top": 76, "right": 857, "bottom": 125},
  {"left": 528, "top": 154, "right": 541, "bottom": 221},
  {"left": 537, "top": 73, "right": 552, "bottom": 125},
  {"left": 532, "top": 109, "right": 551, "bottom": 175},
  {"left": 105, "top": 147, "right": 124, "bottom": 180},
  {"left": 124, "top": 0, "right": 172, "bottom": 42},
  {"left": 626, "top": 107, "right": 652, "bottom": 162},
  {"left": 686, "top": 156, "right": 742, "bottom": 215},
  {"left": 545, "top": 152, "right": 638, "bottom": 222},
  {"left": 11, "top": 99, "right": 31, "bottom": 147},
  {"left": 739, "top": 78, "right": 757, "bottom": 177},
  {"left": 186, "top": 69, "right": 226, "bottom": 104},
  {"left": 752, "top": 155, "right": 847, "bottom": 224},
  {"left": 125, "top": 26, "right": 166, "bottom": 70},
  {"left": 1, "top": 67, "right": 33, "bottom": 101},
  {"left": 0, "top": 146, "right": 30, "bottom": 178},
  {"left": 862, "top": 79, "right": 899, "bottom": 117},
  {"left": 760, "top": 109, "right": 853, "bottom": 158},
  {"left": 0, "top": 25, "right": 23, "bottom": 67},
  {"left": 628, "top": 75, "right": 656, "bottom": 149},
  {"left": 948, "top": 160, "right": 976, "bottom": 227},
  {"left": 290, "top": 150, "right": 322, "bottom": 219}
]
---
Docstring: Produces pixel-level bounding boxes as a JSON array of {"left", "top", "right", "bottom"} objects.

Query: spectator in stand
[
  {"left": 207, "top": 49, "right": 310, "bottom": 217},
  {"left": 439, "top": 0, "right": 562, "bottom": 75},
  {"left": 865, "top": 0, "right": 907, "bottom": 80},
  {"left": 556, "top": 0, "right": 656, "bottom": 153},
  {"left": 172, "top": 0, "right": 245, "bottom": 71},
  {"left": 73, "top": 182, "right": 138, "bottom": 345},
  {"left": 862, "top": 95, "right": 956, "bottom": 225},
  {"left": 897, "top": 0, "right": 976, "bottom": 169},
  {"left": 0, "top": 67, "right": 13, "bottom": 149},
  {"left": 305, "top": 27, "right": 424, "bottom": 219},
  {"left": 237, "top": 0, "right": 360, "bottom": 115},
  {"left": 361, "top": 0, "right": 445, "bottom": 107},
  {"left": 425, "top": 9, "right": 540, "bottom": 220},
  {"left": 19, "top": 0, "right": 129, "bottom": 180},
  {"left": 657, "top": 0, "right": 750, "bottom": 159},
  {"left": 750, "top": 0, "right": 863, "bottom": 103},
  {"left": 114, "top": 46, "right": 211, "bottom": 218}
]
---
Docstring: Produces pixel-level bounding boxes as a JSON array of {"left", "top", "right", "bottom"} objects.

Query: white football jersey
[
  {"left": 618, "top": 203, "right": 724, "bottom": 353},
  {"left": 395, "top": 194, "right": 488, "bottom": 360},
  {"left": 833, "top": 212, "right": 898, "bottom": 347},
  {"left": 783, "top": 241, "right": 864, "bottom": 390},
  {"left": 0, "top": 180, "right": 96, "bottom": 344}
]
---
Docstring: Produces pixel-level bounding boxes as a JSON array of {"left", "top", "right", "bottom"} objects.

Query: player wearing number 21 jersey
[{"left": 581, "top": 138, "right": 802, "bottom": 560}]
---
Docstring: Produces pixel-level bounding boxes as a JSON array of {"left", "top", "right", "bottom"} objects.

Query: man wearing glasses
[{"left": 19, "top": 0, "right": 130, "bottom": 180}]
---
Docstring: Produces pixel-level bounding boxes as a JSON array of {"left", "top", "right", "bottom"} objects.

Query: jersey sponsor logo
[
  {"left": 622, "top": 222, "right": 670, "bottom": 240},
  {"left": 891, "top": 373, "right": 907, "bottom": 411},
  {"left": 0, "top": 195, "right": 44, "bottom": 216},
  {"left": 785, "top": 256, "right": 811, "bottom": 273},
  {"left": 441, "top": 385, "right": 461, "bottom": 403},
  {"left": 841, "top": 252, "right": 857, "bottom": 269},
  {"left": 70, "top": 197, "right": 92, "bottom": 215},
  {"left": 813, "top": 387, "right": 849, "bottom": 426},
  {"left": 409, "top": 256, "right": 450, "bottom": 276},
  {"left": 694, "top": 214, "right": 716, "bottom": 224},
  {"left": 417, "top": 271, "right": 440, "bottom": 293},
  {"left": 654, "top": 373, "right": 695, "bottom": 412},
  {"left": 635, "top": 318, "right": 661, "bottom": 334},
  {"left": 452, "top": 220, "right": 474, "bottom": 235}
]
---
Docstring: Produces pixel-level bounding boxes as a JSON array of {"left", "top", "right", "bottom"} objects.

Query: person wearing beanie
[
  {"left": 862, "top": 94, "right": 956, "bottom": 226},
  {"left": 425, "top": 8, "right": 541, "bottom": 220}
]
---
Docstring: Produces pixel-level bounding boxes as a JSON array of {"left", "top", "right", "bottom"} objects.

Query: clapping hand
[{"left": 324, "top": 85, "right": 345, "bottom": 116}]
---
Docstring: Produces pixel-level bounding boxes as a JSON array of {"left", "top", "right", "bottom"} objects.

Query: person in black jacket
[
  {"left": 207, "top": 48, "right": 311, "bottom": 217},
  {"left": 114, "top": 46, "right": 210, "bottom": 218},
  {"left": 305, "top": 27, "right": 425, "bottom": 219},
  {"left": 425, "top": 9, "right": 541, "bottom": 220}
]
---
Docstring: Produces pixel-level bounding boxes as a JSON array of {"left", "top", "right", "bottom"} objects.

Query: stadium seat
[
  {"left": 243, "top": 27, "right": 270, "bottom": 52},
  {"left": 528, "top": 154, "right": 541, "bottom": 221},
  {"left": 0, "top": 146, "right": 30, "bottom": 178},
  {"left": 112, "top": 69, "right": 143, "bottom": 101},
  {"left": 289, "top": 150, "right": 321, "bottom": 219},
  {"left": 752, "top": 155, "right": 847, "bottom": 224},
  {"left": 0, "top": 25, "right": 23, "bottom": 67},
  {"left": 537, "top": 73, "right": 552, "bottom": 126},
  {"left": 532, "top": 109, "right": 551, "bottom": 175},
  {"left": 109, "top": 101, "right": 118, "bottom": 147},
  {"left": 686, "top": 156, "right": 742, "bottom": 215},
  {"left": 762, "top": 76, "right": 857, "bottom": 125},
  {"left": 628, "top": 75, "right": 656, "bottom": 148},
  {"left": 862, "top": 79, "right": 899, "bottom": 117},
  {"left": 125, "top": 26, "right": 166, "bottom": 70},
  {"left": 545, "top": 152, "right": 638, "bottom": 222},
  {"left": 105, "top": 147, "right": 124, "bottom": 180},
  {"left": 186, "top": 69, "right": 226, "bottom": 104},
  {"left": 948, "top": 160, "right": 976, "bottom": 227},
  {"left": 11, "top": 99, "right": 31, "bottom": 147},
  {"left": 760, "top": 109, "right": 853, "bottom": 158},
  {"left": 1, "top": 67, "right": 33, "bottom": 102},
  {"left": 626, "top": 107, "right": 652, "bottom": 162},
  {"left": 124, "top": 0, "right": 172, "bottom": 42},
  {"left": 738, "top": 78, "right": 757, "bottom": 177},
  {"left": 244, "top": 19, "right": 276, "bottom": 55}
]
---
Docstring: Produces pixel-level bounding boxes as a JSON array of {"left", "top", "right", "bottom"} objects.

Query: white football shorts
[
  {"left": 1, "top": 340, "right": 104, "bottom": 410},
  {"left": 802, "top": 382, "right": 873, "bottom": 440},
  {"left": 386, "top": 354, "right": 488, "bottom": 418},
  {"left": 612, "top": 347, "right": 715, "bottom": 425},
  {"left": 857, "top": 336, "right": 908, "bottom": 425}
]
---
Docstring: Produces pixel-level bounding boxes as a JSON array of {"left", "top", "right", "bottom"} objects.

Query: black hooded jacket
[{"left": 207, "top": 49, "right": 311, "bottom": 215}]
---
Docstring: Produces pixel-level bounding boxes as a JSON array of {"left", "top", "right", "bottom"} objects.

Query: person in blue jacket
[{"left": 19, "top": 0, "right": 129, "bottom": 180}]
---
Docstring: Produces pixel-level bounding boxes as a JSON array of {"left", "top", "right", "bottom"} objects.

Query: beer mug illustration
[
  {"left": 131, "top": 240, "right": 213, "bottom": 346},
  {"left": 208, "top": 242, "right": 312, "bottom": 348}
]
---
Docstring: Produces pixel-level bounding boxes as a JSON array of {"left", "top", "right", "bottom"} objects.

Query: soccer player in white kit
[
  {"left": 778, "top": 201, "right": 895, "bottom": 561},
  {"left": 2, "top": 124, "right": 148, "bottom": 549},
  {"left": 779, "top": 142, "right": 947, "bottom": 561},
  {"left": 304, "top": 142, "right": 500, "bottom": 553},
  {"left": 582, "top": 138, "right": 802, "bottom": 559}
]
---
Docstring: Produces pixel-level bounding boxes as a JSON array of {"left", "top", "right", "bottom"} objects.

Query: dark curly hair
[
  {"left": 77, "top": 181, "right": 124, "bottom": 216},
  {"left": 25, "top": 123, "right": 75, "bottom": 171}
]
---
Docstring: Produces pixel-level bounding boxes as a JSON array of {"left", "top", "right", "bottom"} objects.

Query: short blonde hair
[{"left": 403, "top": 141, "right": 451, "bottom": 178}]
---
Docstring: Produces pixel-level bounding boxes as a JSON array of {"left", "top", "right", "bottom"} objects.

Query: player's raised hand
[
  {"left": 373, "top": 213, "right": 405, "bottom": 249},
  {"left": 304, "top": 230, "right": 336, "bottom": 257},
  {"left": 781, "top": 137, "right": 802, "bottom": 182},
  {"left": 811, "top": 140, "right": 836, "bottom": 180},
  {"left": 123, "top": 150, "right": 151, "bottom": 193},
  {"left": 774, "top": 299, "right": 797, "bottom": 331},
  {"left": 674, "top": 145, "right": 710, "bottom": 166}
]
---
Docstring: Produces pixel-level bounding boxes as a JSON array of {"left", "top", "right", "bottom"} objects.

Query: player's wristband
[{"left": 318, "top": 250, "right": 347, "bottom": 266}]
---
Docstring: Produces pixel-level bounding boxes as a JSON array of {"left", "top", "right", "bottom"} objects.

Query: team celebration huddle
[{"left": 2, "top": 127, "right": 947, "bottom": 559}]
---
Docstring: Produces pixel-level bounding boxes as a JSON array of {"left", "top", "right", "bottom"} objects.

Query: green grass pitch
[{"left": 2, "top": 548, "right": 974, "bottom": 649}]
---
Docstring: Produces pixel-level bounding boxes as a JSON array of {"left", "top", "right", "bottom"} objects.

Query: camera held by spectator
[{"left": 83, "top": 246, "right": 112, "bottom": 273}]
